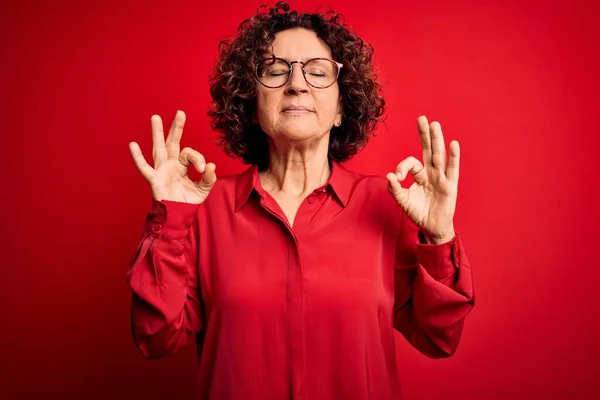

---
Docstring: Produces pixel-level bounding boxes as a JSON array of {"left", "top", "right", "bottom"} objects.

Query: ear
[{"left": 335, "top": 99, "right": 343, "bottom": 126}]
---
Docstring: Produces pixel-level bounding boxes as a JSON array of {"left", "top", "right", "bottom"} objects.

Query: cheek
[
  {"left": 256, "top": 92, "right": 279, "bottom": 118},
  {"left": 316, "top": 94, "right": 341, "bottom": 118}
]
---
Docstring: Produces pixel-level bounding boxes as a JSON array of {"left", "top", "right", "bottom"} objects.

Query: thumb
[
  {"left": 195, "top": 162, "right": 217, "bottom": 192},
  {"left": 385, "top": 172, "right": 408, "bottom": 205}
]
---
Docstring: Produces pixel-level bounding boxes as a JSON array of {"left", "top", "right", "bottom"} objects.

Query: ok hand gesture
[
  {"left": 386, "top": 116, "right": 459, "bottom": 244},
  {"left": 129, "top": 110, "right": 217, "bottom": 204}
]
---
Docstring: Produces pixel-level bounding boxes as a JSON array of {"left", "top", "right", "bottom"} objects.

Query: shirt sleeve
[
  {"left": 126, "top": 199, "right": 204, "bottom": 359},
  {"left": 393, "top": 212, "right": 475, "bottom": 358}
]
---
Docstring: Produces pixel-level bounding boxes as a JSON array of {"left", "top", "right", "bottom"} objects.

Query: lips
[{"left": 282, "top": 105, "right": 312, "bottom": 112}]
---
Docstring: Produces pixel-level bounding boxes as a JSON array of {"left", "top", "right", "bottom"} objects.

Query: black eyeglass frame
[{"left": 255, "top": 57, "right": 344, "bottom": 89}]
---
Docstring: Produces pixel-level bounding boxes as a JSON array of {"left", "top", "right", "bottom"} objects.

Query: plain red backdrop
[{"left": 2, "top": 0, "right": 599, "bottom": 398}]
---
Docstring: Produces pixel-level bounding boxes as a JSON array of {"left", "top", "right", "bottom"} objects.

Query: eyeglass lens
[{"left": 257, "top": 59, "right": 339, "bottom": 88}]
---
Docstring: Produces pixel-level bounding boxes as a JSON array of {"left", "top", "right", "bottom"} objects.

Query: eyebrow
[{"left": 270, "top": 56, "right": 327, "bottom": 62}]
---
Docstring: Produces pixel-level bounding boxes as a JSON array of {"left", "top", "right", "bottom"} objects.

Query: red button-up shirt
[{"left": 127, "top": 161, "right": 475, "bottom": 400}]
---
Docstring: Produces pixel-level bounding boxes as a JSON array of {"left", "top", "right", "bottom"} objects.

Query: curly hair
[{"left": 207, "top": 1, "right": 385, "bottom": 168}]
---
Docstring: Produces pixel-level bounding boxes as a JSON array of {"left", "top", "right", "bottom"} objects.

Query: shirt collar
[{"left": 235, "top": 160, "right": 353, "bottom": 212}]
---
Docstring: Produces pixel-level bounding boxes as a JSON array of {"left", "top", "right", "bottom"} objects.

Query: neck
[{"left": 260, "top": 134, "right": 331, "bottom": 198}]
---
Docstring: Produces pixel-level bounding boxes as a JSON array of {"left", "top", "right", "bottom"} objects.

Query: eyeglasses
[{"left": 255, "top": 57, "right": 343, "bottom": 89}]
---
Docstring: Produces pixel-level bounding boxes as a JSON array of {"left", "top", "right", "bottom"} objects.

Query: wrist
[{"left": 419, "top": 228, "right": 455, "bottom": 245}]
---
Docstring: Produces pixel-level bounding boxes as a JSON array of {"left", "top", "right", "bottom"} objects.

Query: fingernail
[{"left": 396, "top": 172, "right": 402, "bottom": 179}]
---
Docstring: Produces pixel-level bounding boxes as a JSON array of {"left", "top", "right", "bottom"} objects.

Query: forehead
[{"left": 270, "top": 28, "right": 332, "bottom": 60}]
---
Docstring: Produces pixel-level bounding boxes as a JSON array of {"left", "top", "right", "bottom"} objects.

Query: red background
[{"left": 2, "top": 0, "right": 599, "bottom": 399}]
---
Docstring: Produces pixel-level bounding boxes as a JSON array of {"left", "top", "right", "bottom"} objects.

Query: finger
[
  {"left": 151, "top": 114, "right": 167, "bottom": 168},
  {"left": 394, "top": 156, "right": 425, "bottom": 181},
  {"left": 385, "top": 172, "right": 408, "bottom": 206},
  {"left": 430, "top": 121, "right": 447, "bottom": 171},
  {"left": 446, "top": 140, "right": 460, "bottom": 182},
  {"left": 198, "top": 162, "right": 218, "bottom": 190},
  {"left": 179, "top": 147, "right": 206, "bottom": 173},
  {"left": 417, "top": 115, "right": 432, "bottom": 167},
  {"left": 129, "top": 141, "right": 155, "bottom": 182},
  {"left": 166, "top": 110, "right": 186, "bottom": 160}
]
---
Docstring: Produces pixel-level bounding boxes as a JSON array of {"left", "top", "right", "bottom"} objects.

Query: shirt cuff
[
  {"left": 145, "top": 199, "right": 200, "bottom": 238},
  {"left": 415, "top": 231, "right": 461, "bottom": 278}
]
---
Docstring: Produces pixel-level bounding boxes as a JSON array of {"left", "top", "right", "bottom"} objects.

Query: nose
[{"left": 285, "top": 62, "right": 309, "bottom": 94}]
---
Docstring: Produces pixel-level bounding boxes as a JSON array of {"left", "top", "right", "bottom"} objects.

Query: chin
[
  {"left": 276, "top": 128, "right": 322, "bottom": 141},
  {"left": 267, "top": 121, "right": 322, "bottom": 141}
]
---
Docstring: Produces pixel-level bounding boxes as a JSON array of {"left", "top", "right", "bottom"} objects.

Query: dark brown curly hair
[{"left": 207, "top": 1, "right": 385, "bottom": 168}]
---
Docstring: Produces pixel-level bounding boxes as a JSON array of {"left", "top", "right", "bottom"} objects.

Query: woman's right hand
[{"left": 129, "top": 110, "right": 217, "bottom": 204}]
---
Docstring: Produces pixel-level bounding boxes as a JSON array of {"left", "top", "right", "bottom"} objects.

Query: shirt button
[
  {"left": 307, "top": 197, "right": 314, "bottom": 204},
  {"left": 152, "top": 204, "right": 165, "bottom": 215}
]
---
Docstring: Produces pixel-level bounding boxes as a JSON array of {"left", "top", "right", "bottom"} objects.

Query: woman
[{"left": 127, "top": 2, "right": 474, "bottom": 399}]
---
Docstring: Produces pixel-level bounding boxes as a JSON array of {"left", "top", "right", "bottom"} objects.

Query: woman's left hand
[{"left": 386, "top": 116, "right": 459, "bottom": 244}]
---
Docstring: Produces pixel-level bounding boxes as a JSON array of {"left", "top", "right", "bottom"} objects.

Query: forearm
[
  {"left": 127, "top": 200, "right": 203, "bottom": 358},
  {"left": 394, "top": 231, "right": 475, "bottom": 357}
]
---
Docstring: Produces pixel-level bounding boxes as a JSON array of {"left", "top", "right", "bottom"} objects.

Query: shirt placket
[
  {"left": 289, "top": 188, "right": 329, "bottom": 399},
  {"left": 258, "top": 187, "right": 329, "bottom": 400},
  {"left": 288, "top": 236, "right": 305, "bottom": 400}
]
